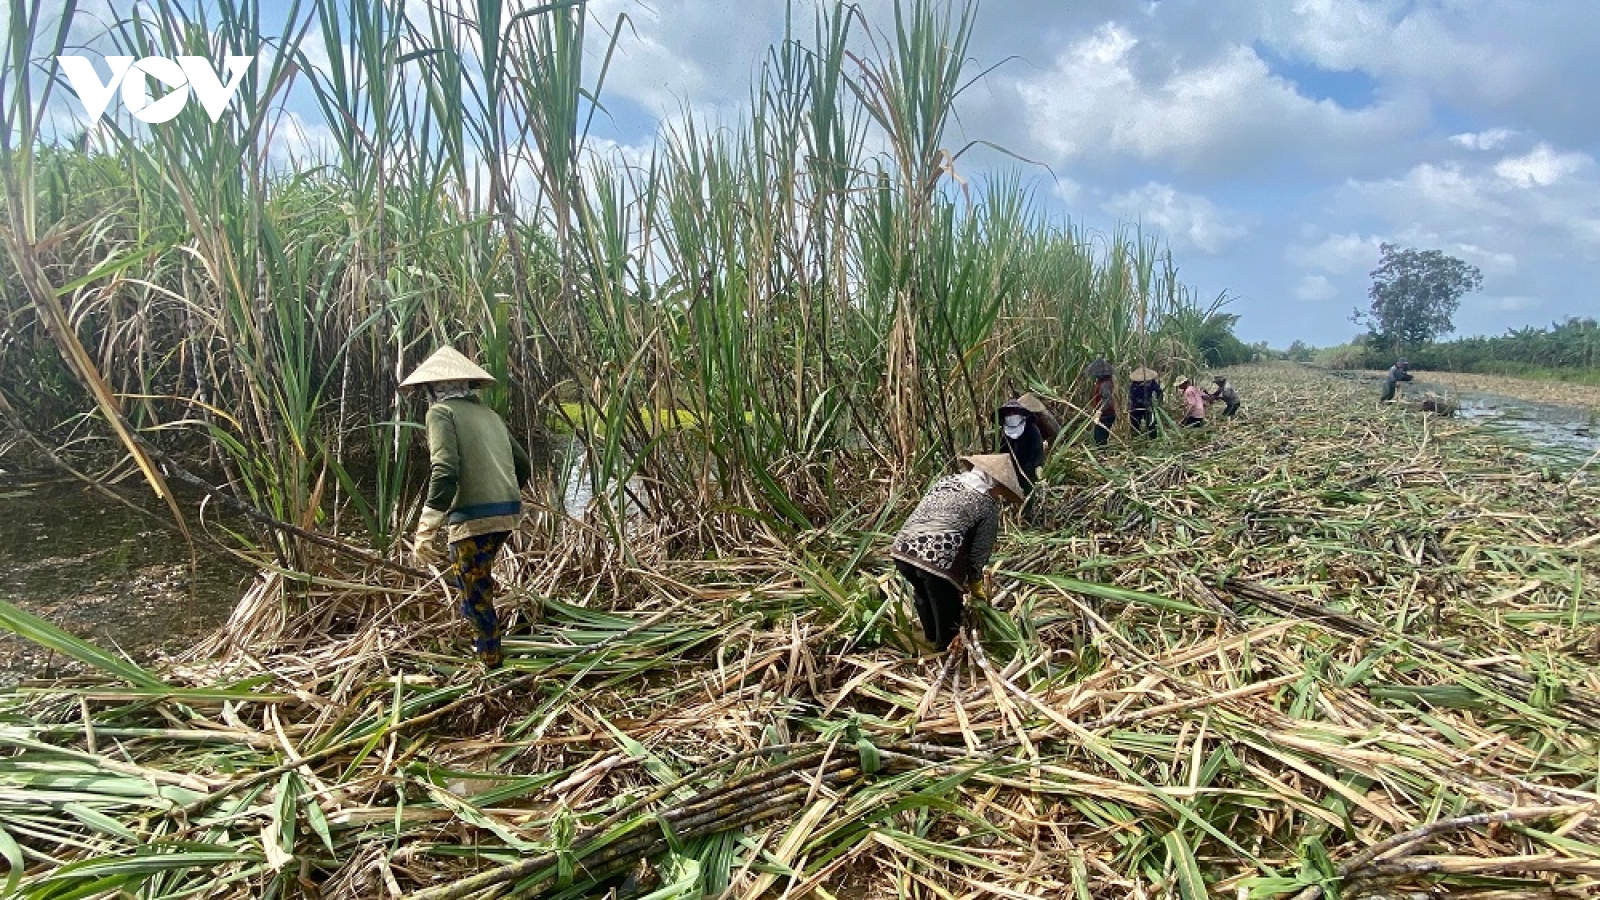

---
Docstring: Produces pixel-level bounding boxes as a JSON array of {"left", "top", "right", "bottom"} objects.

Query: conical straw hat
[
  {"left": 959, "top": 453, "right": 1025, "bottom": 503},
  {"left": 1014, "top": 392, "right": 1049, "bottom": 415},
  {"left": 1130, "top": 367, "right": 1158, "bottom": 381},
  {"left": 400, "top": 347, "right": 496, "bottom": 388},
  {"left": 998, "top": 392, "right": 1050, "bottom": 418}
]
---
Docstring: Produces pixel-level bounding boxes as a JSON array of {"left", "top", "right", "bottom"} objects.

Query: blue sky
[
  {"left": 572, "top": 0, "right": 1600, "bottom": 347},
  {"left": 33, "top": 0, "right": 1600, "bottom": 348}
]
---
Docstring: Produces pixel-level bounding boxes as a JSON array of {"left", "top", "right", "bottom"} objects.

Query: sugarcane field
[{"left": 4, "top": 1, "right": 1600, "bottom": 898}]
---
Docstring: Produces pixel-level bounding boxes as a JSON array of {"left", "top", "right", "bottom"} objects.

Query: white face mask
[
  {"left": 1002, "top": 413, "right": 1027, "bottom": 439},
  {"left": 956, "top": 467, "right": 997, "bottom": 495}
]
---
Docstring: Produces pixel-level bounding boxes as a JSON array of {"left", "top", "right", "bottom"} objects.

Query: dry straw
[{"left": 0, "top": 364, "right": 1597, "bottom": 899}]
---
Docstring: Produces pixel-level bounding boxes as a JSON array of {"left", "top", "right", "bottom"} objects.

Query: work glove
[
  {"left": 413, "top": 507, "right": 448, "bottom": 567},
  {"left": 967, "top": 574, "right": 991, "bottom": 602}
]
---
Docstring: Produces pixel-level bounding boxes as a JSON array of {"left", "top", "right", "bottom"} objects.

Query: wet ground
[
  {"left": 0, "top": 479, "right": 247, "bottom": 685},
  {"left": 1321, "top": 367, "right": 1599, "bottom": 468},
  {"left": 1401, "top": 374, "right": 1600, "bottom": 467},
  {"left": 0, "top": 444, "right": 600, "bottom": 686}
]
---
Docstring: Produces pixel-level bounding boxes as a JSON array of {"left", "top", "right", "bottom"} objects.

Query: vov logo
[{"left": 57, "top": 55, "right": 254, "bottom": 124}]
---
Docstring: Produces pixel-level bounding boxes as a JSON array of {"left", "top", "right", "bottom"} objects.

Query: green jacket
[{"left": 425, "top": 397, "right": 531, "bottom": 541}]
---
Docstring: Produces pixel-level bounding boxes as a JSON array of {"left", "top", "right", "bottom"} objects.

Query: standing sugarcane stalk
[{"left": 0, "top": 0, "right": 192, "bottom": 541}]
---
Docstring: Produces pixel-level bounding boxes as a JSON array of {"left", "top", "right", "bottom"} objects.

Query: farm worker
[
  {"left": 891, "top": 454, "right": 1024, "bottom": 652},
  {"left": 402, "top": 347, "right": 532, "bottom": 668},
  {"left": 1128, "top": 367, "right": 1163, "bottom": 437},
  {"left": 1381, "top": 358, "right": 1413, "bottom": 402},
  {"left": 1178, "top": 377, "right": 1207, "bottom": 427},
  {"left": 1204, "top": 376, "right": 1240, "bottom": 417},
  {"left": 1086, "top": 357, "right": 1116, "bottom": 448},
  {"left": 997, "top": 392, "right": 1060, "bottom": 494}
]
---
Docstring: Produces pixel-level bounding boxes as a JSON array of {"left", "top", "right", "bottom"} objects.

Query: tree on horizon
[{"left": 1354, "top": 243, "right": 1483, "bottom": 356}]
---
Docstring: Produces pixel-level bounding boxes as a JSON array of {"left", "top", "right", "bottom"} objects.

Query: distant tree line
[
  {"left": 1398, "top": 317, "right": 1600, "bottom": 375},
  {"left": 1271, "top": 243, "right": 1598, "bottom": 383},
  {"left": 1286, "top": 317, "right": 1600, "bottom": 382},
  {"left": 1196, "top": 313, "right": 1257, "bottom": 367}
]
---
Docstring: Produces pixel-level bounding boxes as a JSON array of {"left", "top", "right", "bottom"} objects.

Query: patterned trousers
[{"left": 448, "top": 532, "right": 510, "bottom": 666}]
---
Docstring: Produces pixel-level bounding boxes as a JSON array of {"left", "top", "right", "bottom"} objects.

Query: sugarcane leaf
[
  {"left": 1163, "top": 829, "right": 1207, "bottom": 900},
  {"left": 303, "top": 795, "right": 336, "bottom": 856},
  {"left": 424, "top": 784, "right": 537, "bottom": 850},
  {"left": 60, "top": 803, "right": 135, "bottom": 842},
  {"left": 749, "top": 462, "right": 811, "bottom": 531},
  {"left": 1007, "top": 572, "right": 1217, "bottom": 617},
  {"left": 0, "top": 825, "right": 23, "bottom": 896},
  {"left": 0, "top": 600, "right": 165, "bottom": 689},
  {"left": 598, "top": 714, "right": 680, "bottom": 787},
  {"left": 635, "top": 850, "right": 701, "bottom": 900}
]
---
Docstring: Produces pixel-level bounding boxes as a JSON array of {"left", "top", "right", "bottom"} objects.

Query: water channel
[{"left": 1407, "top": 376, "right": 1600, "bottom": 467}]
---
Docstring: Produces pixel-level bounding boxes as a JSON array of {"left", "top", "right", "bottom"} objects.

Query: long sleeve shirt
[
  {"left": 999, "top": 427, "right": 1045, "bottom": 494},
  {"left": 891, "top": 475, "right": 1000, "bottom": 588},
  {"left": 1182, "top": 385, "right": 1206, "bottom": 419},
  {"left": 1091, "top": 378, "right": 1115, "bottom": 415},
  {"left": 1206, "top": 384, "right": 1239, "bottom": 405},
  {"left": 1129, "top": 379, "right": 1163, "bottom": 411},
  {"left": 425, "top": 397, "right": 532, "bottom": 541}
]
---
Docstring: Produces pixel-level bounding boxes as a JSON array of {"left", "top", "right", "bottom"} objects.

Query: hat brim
[
  {"left": 1015, "top": 393, "right": 1049, "bottom": 415},
  {"left": 400, "top": 347, "right": 497, "bottom": 388},
  {"left": 959, "top": 454, "right": 1025, "bottom": 503}
]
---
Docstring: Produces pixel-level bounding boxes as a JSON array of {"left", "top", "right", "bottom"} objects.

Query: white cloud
[
  {"left": 587, "top": 0, "right": 777, "bottom": 118},
  {"left": 1262, "top": 1, "right": 1530, "bottom": 106},
  {"left": 1049, "top": 176, "right": 1084, "bottom": 206},
  {"left": 1260, "top": 0, "right": 1399, "bottom": 71},
  {"left": 584, "top": 135, "right": 656, "bottom": 174},
  {"left": 1338, "top": 148, "right": 1600, "bottom": 262},
  {"left": 1102, "top": 183, "right": 1250, "bottom": 254},
  {"left": 1294, "top": 274, "right": 1338, "bottom": 302},
  {"left": 1400, "top": 162, "right": 1485, "bottom": 213},
  {"left": 1493, "top": 143, "right": 1589, "bottom": 187},
  {"left": 265, "top": 110, "right": 338, "bottom": 168},
  {"left": 1012, "top": 21, "right": 1416, "bottom": 175},
  {"left": 1437, "top": 242, "right": 1518, "bottom": 277},
  {"left": 1287, "top": 232, "right": 1383, "bottom": 274},
  {"left": 1450, "top": 128, "right": 1517, "bottom": 151}
]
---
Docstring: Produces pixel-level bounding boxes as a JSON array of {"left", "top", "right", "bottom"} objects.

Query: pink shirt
[{"left": 1182, "top": 385, "right": 1206, "bottom": 418}]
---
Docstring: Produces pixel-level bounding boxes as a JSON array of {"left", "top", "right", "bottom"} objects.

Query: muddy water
[
  {"left": 1405, "top": 376, "right": 1600, "bottom": 468},
  {"left": 0, "top": 480, "right": 248, "bottom": 684}
]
